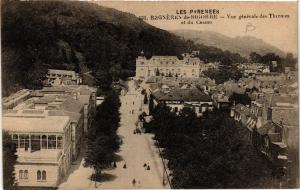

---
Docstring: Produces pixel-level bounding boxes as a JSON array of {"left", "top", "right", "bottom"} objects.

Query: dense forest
[{"left": 2, "top": 1, "right": 247, "bottom": 96}]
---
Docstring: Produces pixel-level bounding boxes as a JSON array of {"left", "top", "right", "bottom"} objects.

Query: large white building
[
  {"left": 3, "top": 113, "right": 72, "bottom": 189},
  {"left": 2, "top": 84, "right": 97, "bottom": 189},
  {"left": 135, "top": 52, "right": 205, "bottom": 78}
]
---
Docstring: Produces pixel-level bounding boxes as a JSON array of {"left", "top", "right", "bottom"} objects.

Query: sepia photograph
[{"left": 1, "top": 1, "right": 298, "bottom": 189}]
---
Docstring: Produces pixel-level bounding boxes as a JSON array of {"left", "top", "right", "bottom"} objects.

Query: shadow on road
[{"left": 89, "top": 173, "right": 117, "bottom": 183}]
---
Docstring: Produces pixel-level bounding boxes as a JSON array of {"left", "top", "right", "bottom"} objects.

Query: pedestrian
[
  {"left": 113, "top": 161, "right": 117, "bottom": 168},
  {"left": 132, "top": 178, "right": 136, "bottom": 186},
  {"left": 123, "top": 163, "right": 127, "bottom": 169},
  {"left": 146, "top": 165, "right": 150, "bottom": 170},
  {"left": 143, "top": 163, "right": 147, "bottom": 167}
]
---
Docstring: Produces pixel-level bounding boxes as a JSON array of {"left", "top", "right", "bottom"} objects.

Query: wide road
[
  {"left": 58, "top": 80, "right": 169, "bottom": 189},
  {"left": 98, "top": 80, "right": 169, "bottom": 189}
]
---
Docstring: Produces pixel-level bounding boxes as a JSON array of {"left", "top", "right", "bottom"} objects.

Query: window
[
  {"left": 37, "top": 170, "right": 46, "bottom": 181},
  {"left": 37, "top": 170, "right": 41, "bottom": 180},
  {"left": 24, "top": 170, "right": 28, "bottom": 179},
  {"left": 48, "top": 135, "right": 56, "bottom": 149},
  {"left": 42, "top": 171, "right": 46, "bottom": 180},
  {"left": 42, "top": 135, "right": 47, "bottom": 149},
  {"left": 57, "top": 136, "right": 63, "bottom": 149},
  {"left": 19, "top": 170, "right": 23, "bottom": 179},
  {"left": 19, "top": 135, "right": 29, "bottom": 151},
  {"left": 31, "top": 135, "right": 41, "bottom": 151}
]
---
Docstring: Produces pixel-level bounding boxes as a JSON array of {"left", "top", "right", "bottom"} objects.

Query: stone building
[
  {"left": 135, "top": 52, "right": 205, "bottom": 78},
  {"left": 151, "top": 88, "right": 213, "bottom": 117},
  {"left": 3, "top": 113, "right": 72, "bottom": 189},
  {"left": 46, "top": 69, "right": 82, "bottom": 86}
]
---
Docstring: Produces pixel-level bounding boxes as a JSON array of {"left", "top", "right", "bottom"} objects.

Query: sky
[{"left": 97, "top": 1, "right": 297, "bottom": 55}]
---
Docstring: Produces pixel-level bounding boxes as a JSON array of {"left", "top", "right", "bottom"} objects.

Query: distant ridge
[{"left": 172, "top": 30, "right": 285, "bottom": 57}]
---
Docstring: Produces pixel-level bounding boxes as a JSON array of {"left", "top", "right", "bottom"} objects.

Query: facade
[
  {"left": 3, "top": 114, "right": 72, "bottom": 188},
  {"left": 46, "top": 69, "right": 82, "bottom": 86},
  {"left": 237, "top": 63, "right": 270, "bottom": 77},
  {"left": 231, "top": 92, "right": 298, "bottom": 177},
  {"left": 252, "top": 121, "right": 288, "bottom": 170},
  {"left": 151, "top": 88, "right": 213, "bottom": 116},
  {"left": 1, "top": 84, "right": 98, "bottom": 190},
  {"left": 135, "top": 52, "right": 204, "bottom": 78}
]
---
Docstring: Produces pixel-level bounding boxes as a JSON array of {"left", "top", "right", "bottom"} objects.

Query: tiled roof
[
  {"left": 272, "top": 109, "right": 298, "bottom": 127},
  {"left": 60, "top": 97, "right": 84, "bottom": 113},
  {"left": 153, "top": 88, "right": 211, "bottom": 102},
  {"left": 41, "top": 86, "right": 73, "bottom": 92},
  {"left": 257, "top": 121, "right": 276, "bottom": 135},
  {"left": 48, "top": 110, "right": 81, "bottom": 122},
  {"left": 48, "top": 69, "right": 75, "bottom": 75},
  {"left": 270, "top": 94, "right": 298, "bottom": 107}
]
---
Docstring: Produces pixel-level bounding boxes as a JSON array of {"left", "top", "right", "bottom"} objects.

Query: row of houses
[
  {"left": 2, "top": 85, "right": 97, "bottom": 189},
  {"left": 231, "top": 93, "right": 298, "bottom": 179}
]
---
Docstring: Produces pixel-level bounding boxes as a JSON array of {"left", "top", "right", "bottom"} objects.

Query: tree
[
  {"left": 145, "top": 106, "right": 275, "bottom": 188},
  {"left": 149, "top": 94, "right": 155, "bottom": 114},
  {"left": 249, "top": 52, "right": 262, "bottom": 63},
  {"left": 229, "top": 92, "right": 251, "bottom": 106},
  {"left": 285, "top": 53, "right": 297, "bottom": 69},
  {"left": 95, "top": 68, "right": 112, "bottom": 91},
  {"left": 84, "top": 90, "right": 121, "bottom": 183},
  {"left": 3, "top": 131, "right": 17, "bottom": 190}
]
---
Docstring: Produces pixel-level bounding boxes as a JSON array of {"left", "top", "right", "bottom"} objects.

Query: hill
[
  {"left": 2, "top": 1, "right": 193, "bottom": 95},
  {"left": 1, "top": 1, "right": 246, "bottom": 96},
  {"left": 172, "top": 30, "right": 285, "bottom": 57}
]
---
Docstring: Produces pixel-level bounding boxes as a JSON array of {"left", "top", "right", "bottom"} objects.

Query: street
[{"left": 58, "top": 80, "right": 169, "bottom": 189}]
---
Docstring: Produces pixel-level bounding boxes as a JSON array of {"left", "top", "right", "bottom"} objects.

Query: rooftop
[
  {"left": 48, "top": 69, "right": 76, "bottom": 75},
  {"left": 153, "top": 88, "right": 211, "bottom": 102},
  {"left": 3, "top": 116, "right": 70, "bottom": 133}
]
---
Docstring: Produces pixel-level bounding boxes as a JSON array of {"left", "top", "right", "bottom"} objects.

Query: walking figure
[
  {"left": 146, "top": 165, "right": 151, "bottom": 170},
  {"left": 123, "top": 163, "right": 127, "bottom": 169},
  {"left": 132, "top": 178, "right": 136, "bottom": 186},
  {"left": 113, "top": 161, "right": 117, "bottom": 168},
  {"left": 143, "top": 163, "right": 147, "bottom": 167}
]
